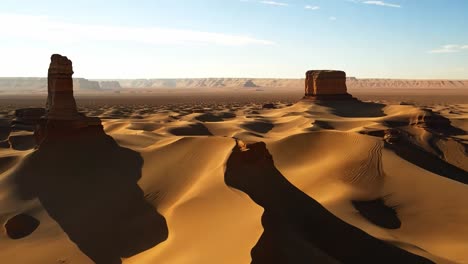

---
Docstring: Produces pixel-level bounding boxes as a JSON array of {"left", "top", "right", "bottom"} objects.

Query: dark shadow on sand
[
  {"left": 169, "top": 123, "right": 213, "bottom": 136},
  {"left": 352, "top": 198, "right": 401, "bottom": 230},
  {"left": 0, "top": 121, "right": 10, "bottom": 140},
  {"left": 13, "top": 124, "right": 168, "bottom": 264},
  {"left": 315, "top": 99, "right": 386, "bottom": 118},
  {"left": 314, "top": 120, "right": 335, "bottom": 130},
  {"left": 242, "top": 121, "right": 274, "bottom": 134},
  {"left": 385, "top": 141, "right": 468, "bottom": 184},
  {"left": 195, "top": 112, "right": 236, "bottom": 122},
  {"left": 225, "top": 141, "right": 433, "bottom": 264}
]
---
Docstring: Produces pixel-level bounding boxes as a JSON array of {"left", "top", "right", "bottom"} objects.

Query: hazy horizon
[{"left": 2, "top": 76, "right": 468, "bottom": 81}]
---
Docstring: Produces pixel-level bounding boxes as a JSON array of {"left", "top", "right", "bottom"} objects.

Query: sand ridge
[{"left": 0, "top": 96, "right": 467, "bottom": 263}]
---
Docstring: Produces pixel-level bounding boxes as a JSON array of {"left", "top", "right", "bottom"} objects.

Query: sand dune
[{"left": 0, "top": 94, "right": 467, "bottom": 263}]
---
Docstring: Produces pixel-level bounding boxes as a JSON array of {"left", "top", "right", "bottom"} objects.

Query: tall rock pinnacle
[
  {"left": 34, "top": 54, "right": 102, "bottom": 146},
  {"left": 46, "top": 54, "right": 81, "bottom": 120}
]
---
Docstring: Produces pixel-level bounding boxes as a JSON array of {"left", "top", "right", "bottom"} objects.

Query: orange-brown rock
[
  {"left": 11, "top": 108, "right": 46, "bottom": 131},
  {"left": 304, "top": 70, "right": 353, "bottom": 100},
  {"left": 34, "top": 54, "right": 102, "bottom": 146},
  {"left": 46, "top": 54, "right": 81, "bottom": 120}
]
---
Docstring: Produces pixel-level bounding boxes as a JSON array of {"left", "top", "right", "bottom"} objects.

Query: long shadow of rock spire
[
  {"left": 12, "top": 54, "right": 168, "bottom": 264},
  {"left": 224, "top": 140, "right": 433, "bottom": 264}
]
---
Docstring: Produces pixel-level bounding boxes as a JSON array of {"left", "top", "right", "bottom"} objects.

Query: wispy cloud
[
  {"left": 329, "top": 16, "right": 337, "bottom": 21},
  {"left": 429, "top": 44, "right": 468, "bottom": 54},
  {"left": 362, "top": 1, "right": 401, "bottom": 8},
  {"left": 260, "top": 1, "right": 289, "bottom": 6},
  {"left": 305, "top": 5, "right": 320, "bottom": 10},
  {"left": 0, "top": 14, "right": 275, "bottom": 46},
  {"left": 453, "top": 67, "right": 467, "bottom": 72}
]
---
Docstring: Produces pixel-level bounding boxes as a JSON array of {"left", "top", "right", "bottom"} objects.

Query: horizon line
[{"left": 1, "top": 76, "right": 468, "bottom": 81}]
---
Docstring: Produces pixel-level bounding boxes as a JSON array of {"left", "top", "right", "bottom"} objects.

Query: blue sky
[{"left": 1, "top": 0, "right": 467, "bottom": 79}]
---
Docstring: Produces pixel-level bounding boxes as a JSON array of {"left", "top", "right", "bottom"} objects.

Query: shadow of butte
[
  {"left": 224, "top": 141, "right": 434, "bottom": 264},
  {"left": 315, "top": 99, "right": 386, "bottom": 118}
]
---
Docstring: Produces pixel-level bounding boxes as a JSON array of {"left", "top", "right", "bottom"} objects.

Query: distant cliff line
[{"left": 1, "top": 77, "right": 467, "bottom": 92}]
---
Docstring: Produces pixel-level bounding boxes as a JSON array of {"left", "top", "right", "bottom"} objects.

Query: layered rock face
[
  {"left": 46, "top": 54, "right": 81, "bottom": 120},
  {"left": 304, "top": 70, "right": 352, "bottom": 100},
  {"left": 34, "top": 54, "right": 102, "bottom": 146},
  {"left": 11, "top": 108, "right": 46, "bottom": 131}
]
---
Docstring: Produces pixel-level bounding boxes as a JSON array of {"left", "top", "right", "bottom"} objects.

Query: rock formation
[
  {"left": 74, "top": 78, "right": 101, "bottom": 90},
  {"left": 46, "top": 54, "right": 81, "bottom": 120},
  {"left": 11, "top": 108, "right": 46, "bottom": 131},
  {"left": 34, "top": 54, "right": 102, "bottom": 146},
  {"left": 243, "top": 80, "right": 258, "bottom": 88},
  {"left": 303, "top": 70, "right": 353, "bottom": 100},
  {"left": 2, "top": 77, "right": 468, "bottom": 93}
]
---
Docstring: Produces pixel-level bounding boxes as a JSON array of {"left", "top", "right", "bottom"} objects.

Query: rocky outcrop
[
  {"left": 11, "top": 108, "right": 46, "bottom": 131},
  {"left": 304, "top": 70, "right": 353, "bottom": 100},
  {"left": 34, "top": 54, "right": 103, "bottom": 146},
  {"left": 305, "top": 70, "right": 347, "bottom": 95},
  {"left": 243, "top": 80, "right": 258, "bottom": 88},
  {"left": 46, "top": 54, "right": 81, "bottom": 120}
]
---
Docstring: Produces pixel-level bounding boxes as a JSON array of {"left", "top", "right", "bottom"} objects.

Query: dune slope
[{"left": 0, "top": 99, "right": 467, "bottom": 264}]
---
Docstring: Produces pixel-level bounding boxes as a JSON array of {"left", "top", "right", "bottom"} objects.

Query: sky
[{"left": 0, "top": 0, "right": 467, "bottom": 79}]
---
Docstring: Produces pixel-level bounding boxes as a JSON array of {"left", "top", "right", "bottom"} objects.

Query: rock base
[
  {"left": 11, "top": 108, "right": 46, "bottom": 131},
  {"left": 35, "top": 117, "right": 103, "bottom": 146},
  {"left": 302, "top": 93, "right": 355, "bottom": 101}
]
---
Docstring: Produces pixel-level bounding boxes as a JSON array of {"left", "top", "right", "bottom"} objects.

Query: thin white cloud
[
  {"left": 0, "top": 14, "right": 274, "bottom": 46},
  {"left": 260, "top": 1, "right": 289, "bottom": 6},
  {"left": 453, "top": 67, "right": 467, "bottom": 72},
  {"left": 305, "top": 5, "right": 320, "bottom": 10},
  {"left": 329, "top": 16, "right": 337, "bottom": 21},
  {"left": 363, "top": 1, "right": 401, "bottom": 8},
  {"left": 429, "top": 44, "right": 468, "bottom": 53}
]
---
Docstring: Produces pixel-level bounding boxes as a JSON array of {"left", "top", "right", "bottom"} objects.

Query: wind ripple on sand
[{"left": 0, "top": 100, "right": 466, "bottom": 264}]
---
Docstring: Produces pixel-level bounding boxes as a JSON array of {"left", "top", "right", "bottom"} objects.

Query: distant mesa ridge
[
  {"left": 1, "top": 77, "right": 467, "bottom": 92},
  {"left": 243, "top": 79, "right": 258, "bottom": 88}
]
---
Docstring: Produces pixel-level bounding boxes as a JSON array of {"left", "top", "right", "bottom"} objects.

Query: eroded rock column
[
  {"left": 46, "top": 54, "right": 81, "bottom": 120},
  {"left": 34, "top": 54, "right": 102, "bottom": 146}
]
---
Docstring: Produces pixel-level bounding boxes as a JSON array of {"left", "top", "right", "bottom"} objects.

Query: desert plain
[{"left": 0, "top": 66, "right": 467, "bottom": 264}]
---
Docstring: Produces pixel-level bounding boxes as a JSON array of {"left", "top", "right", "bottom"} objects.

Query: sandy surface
[{"left": 0, "top": 91, "right": 467, "bottom": 263}]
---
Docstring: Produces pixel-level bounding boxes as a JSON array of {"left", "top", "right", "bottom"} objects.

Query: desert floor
[{"left": 0, "top": 89, "right": 467, "bottom": 264}]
